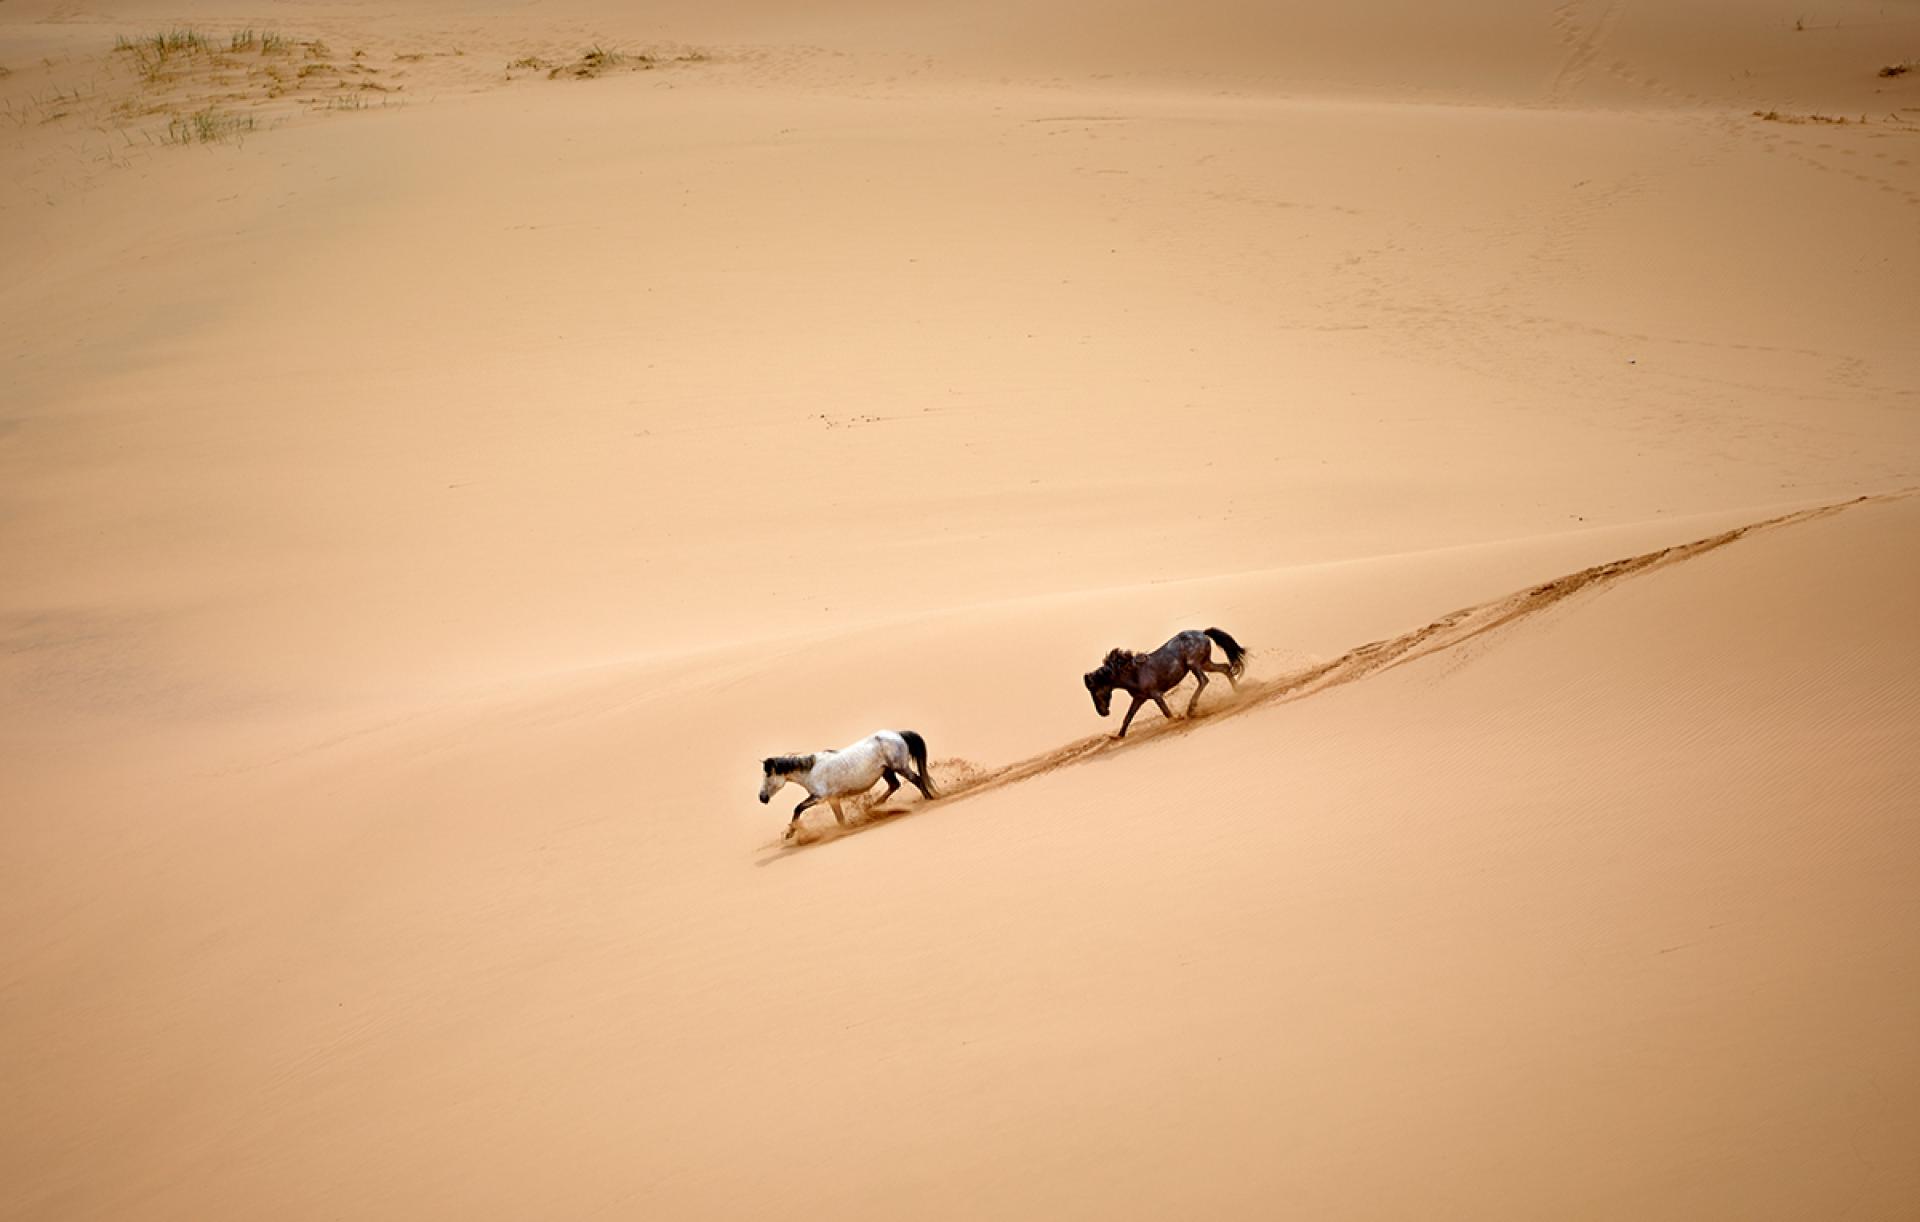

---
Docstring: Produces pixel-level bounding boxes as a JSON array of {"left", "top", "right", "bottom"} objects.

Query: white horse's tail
[{"left": 898, "top": 729, "right": 936, "bottom": 797}]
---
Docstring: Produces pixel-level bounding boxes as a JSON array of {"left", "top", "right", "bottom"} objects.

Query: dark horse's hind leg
[
  {"left": 1187, "top": 669, "right": 1209, "bottom": 716},
  {"left": 1202, "top": 659, "right": 1241, "bottom": 690},
  {"left": 1186, "top": 661, "right": 1239, "bottom": 715}
]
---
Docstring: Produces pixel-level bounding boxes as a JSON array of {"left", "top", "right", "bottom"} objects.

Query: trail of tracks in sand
[{"left": 772, "top": 490, "right": 1909, "bottom": 853}]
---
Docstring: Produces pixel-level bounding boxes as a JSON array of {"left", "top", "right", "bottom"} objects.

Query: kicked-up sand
[{"left": 2, "top": 1, "right": 1917, "bottom": 1218}]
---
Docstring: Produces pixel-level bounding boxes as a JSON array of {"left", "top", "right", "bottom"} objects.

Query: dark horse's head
[
  {"left": 1083, "top": 649, "right": 1130, "bottom": 718},
  {"left": 1083, "top": 667, "right": 1113, "bottom": 717}
]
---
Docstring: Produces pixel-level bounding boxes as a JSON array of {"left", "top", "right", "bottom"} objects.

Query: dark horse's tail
[
  {"left": 1204, "top": 627, "right": 1249, "bottom": 678},
  {"left": 898, "top": 729, "right": 937, "bottom": 797}
]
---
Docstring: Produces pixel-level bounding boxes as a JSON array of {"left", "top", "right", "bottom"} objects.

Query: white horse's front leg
[{"left": 788, "top": 793, "right": 822, "bottom": 837}]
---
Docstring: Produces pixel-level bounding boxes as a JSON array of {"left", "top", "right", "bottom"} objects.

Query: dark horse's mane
[
  {"left": 1089, "top": 647, "right": 1137, "bottom": 682},
  {"left": 763, "top": 754, "right": 816, "bottom": 775}
]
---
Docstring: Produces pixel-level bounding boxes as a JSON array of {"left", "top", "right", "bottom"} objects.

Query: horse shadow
[{"left": 754, "top": 802, "right": 916, "bottom": 862}]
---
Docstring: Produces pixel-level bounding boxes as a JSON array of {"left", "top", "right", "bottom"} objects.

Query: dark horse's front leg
[{"left": 1117, "top": 691, "right": 1172, "bottom": 738}]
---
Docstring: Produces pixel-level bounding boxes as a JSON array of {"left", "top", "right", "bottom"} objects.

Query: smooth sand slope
[{"left": 3, "top": 0, "right": 1918, "bottom": 1218}]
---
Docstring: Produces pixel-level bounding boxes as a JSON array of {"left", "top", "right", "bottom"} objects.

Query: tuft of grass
[
  {"left": 113, "top": 30, "right": 216, "bottom": 81},
  {"left": 164, "top": 106, "right": 256, "bottom": 144},
  {"left": 153, "top": 29, "right": 210, "bottom": 55},
  {"left": 262, "top": 32, "right": 290, "bottom": 54},
  {"left": 1881, "top": 61, "right": 1915, "bottom": 78}
]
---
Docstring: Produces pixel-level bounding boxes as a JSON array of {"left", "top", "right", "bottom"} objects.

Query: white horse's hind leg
[{"left": 890, "top": 737, "right": 935, "bottom": 798}]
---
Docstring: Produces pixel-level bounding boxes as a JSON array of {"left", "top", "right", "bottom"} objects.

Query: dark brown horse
[{"left": 1083, "top": 628, "right": 1248, "bottom": 738}]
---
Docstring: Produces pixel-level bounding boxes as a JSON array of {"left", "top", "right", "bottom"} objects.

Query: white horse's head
[{"left": 759, "top": 755, "right": 812, "bottom": 803}]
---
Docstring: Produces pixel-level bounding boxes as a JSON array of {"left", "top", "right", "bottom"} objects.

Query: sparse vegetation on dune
[
  {"left": 112, "top": 27, "right": 314, "bottom": 84},
  {"left": 1881, "top": 61, "right": 1915, "bottom": 78},
  {"left": 507, "top": 44, "right": 709, "bottom": 80},
  {"left": 10, "top": 27, "right": 710, "bottom": 159},
  {"left": 99, "top": 27, "right": 402, "bottom": 145}
]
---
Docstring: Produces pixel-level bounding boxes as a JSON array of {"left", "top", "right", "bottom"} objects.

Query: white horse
[{"left": 759, "top": 729, "right": 937, "bottom": 837}]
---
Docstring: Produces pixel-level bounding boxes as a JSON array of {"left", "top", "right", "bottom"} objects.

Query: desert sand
[{"left": 3, "top": 1, "right": 1918, "bottom": 1218}]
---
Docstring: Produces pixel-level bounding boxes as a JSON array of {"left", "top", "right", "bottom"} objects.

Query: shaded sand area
[{"left": 3, "top": 1, "right": 1919, "bottom": 1218}]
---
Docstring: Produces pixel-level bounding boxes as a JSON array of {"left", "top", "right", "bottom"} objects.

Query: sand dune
[{"left": 3, "top": 0, "right": 1918, "bottom": 1218}]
